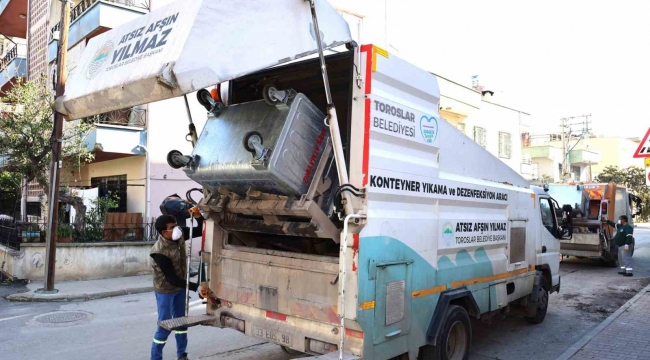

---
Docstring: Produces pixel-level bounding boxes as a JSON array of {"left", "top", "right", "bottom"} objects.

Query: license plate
[{"left": 252, "top": 325, "right": 292, "bottom": 346}]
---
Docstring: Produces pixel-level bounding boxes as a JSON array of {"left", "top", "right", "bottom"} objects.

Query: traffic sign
[
  {"left": 647, "top": 158, "right": 650, "bottom": 186},
  {"left": 633, "top": 128, "right": 650, "bottom": 158}
]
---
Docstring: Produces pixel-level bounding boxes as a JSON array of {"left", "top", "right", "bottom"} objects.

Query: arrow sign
[{"left": 634, "top": 128, "right": 650, "bottom": 158}]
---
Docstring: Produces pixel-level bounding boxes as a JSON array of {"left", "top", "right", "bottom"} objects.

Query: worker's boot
[
  {"left": 178, "top": 355, "right": 189, "bottom": 360},
  {"left": 625, "top": 272, "right": 634, "bottom": 277},
  {"left": 618, "top": 270, "right": 627, "bottom": 275}
]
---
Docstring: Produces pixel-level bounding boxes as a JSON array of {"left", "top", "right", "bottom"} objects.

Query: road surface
[{"left": 1, "top": 226, "right": 648, "bottom": 360}]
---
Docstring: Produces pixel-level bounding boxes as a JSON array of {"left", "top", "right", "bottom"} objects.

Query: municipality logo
[
  {"left": 420, "top": 115, "right": 438, "bottom": 144},
  {"left": 86, "top": 41, "right": 113, "bottom": 79},
  {"left": 441, "top": 222, "right": 454, "bottom": 247}
]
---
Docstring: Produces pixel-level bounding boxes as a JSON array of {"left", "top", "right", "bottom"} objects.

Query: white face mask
[
  {"left": 617, "top": 220, "right": 621, "bottom": 225},
  {"left": 171, "top": 226, "right": 183, "bottom": 241}
]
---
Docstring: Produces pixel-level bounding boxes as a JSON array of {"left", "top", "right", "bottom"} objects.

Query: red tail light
[
  {"left": 601, "top": 202, "right": 608, "bottom": 215},
  {"left": 266, "top": 311, "right": 287, "bottom": 321}
]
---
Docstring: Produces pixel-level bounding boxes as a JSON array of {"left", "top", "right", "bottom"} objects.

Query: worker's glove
[
  {"left": 625, "top": 244, "right": 630, "bottom": 251},
  {"left": 188, "top": 207, "right": 201, "bottom": 219},
  {"left": 199, "top": 285, "right": 210, "bottom": 299}
]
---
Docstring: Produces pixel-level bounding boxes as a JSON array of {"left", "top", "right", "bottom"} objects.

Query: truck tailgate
[{"left": 215, "top": 247, "right": 340, "bottom": 324}]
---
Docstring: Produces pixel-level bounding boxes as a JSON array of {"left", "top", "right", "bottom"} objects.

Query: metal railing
[
  {"left": 82, "top": 107, "right": 147, "bottom": 127},
  {"left": 0, "top": 220, "right": 42, "bottom": 250},
  {"left": 0, "top": 219, "right": 157, "bottom": 248},
  {"left": 51, "top": 0, "right": 150, "bottom": 39},
  {"left": 0, "top": 44, "right": 26, "bottom": 71}
]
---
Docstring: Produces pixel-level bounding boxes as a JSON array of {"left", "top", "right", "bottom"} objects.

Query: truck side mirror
[{"left": 559, "top": 227, "right": 572, "bottom": 240}]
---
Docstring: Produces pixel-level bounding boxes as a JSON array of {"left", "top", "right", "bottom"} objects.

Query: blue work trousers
[{"left": 151, "top": 290, "right": 188, "bottom": 360}]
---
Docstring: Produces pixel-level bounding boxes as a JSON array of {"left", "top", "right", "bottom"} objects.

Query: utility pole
[
  {"left": 559, "top": 114, "right": 591, "bottom": 183},
  {"left": 560, "top": 117, "right": 567, "bottom": 182},
  {"left": 40, "top": 0, "right": 71, "bottom": 293}
]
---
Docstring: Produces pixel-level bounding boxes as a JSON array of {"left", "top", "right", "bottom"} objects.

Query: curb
[
  {"left": 555, "top": 283, "right": 650, "bottom": 360},
  {"left": 6, "top": 286, "right": 154, "bottom": 302}
]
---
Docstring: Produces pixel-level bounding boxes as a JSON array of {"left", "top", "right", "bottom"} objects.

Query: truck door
[{"left": 372, "top": 260, "right": 412, "bottom": 345}]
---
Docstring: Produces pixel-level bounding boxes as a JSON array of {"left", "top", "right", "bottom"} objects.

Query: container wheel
[
  {"left": 419, "top": 305, "right": 471, "bottom": 360},
  {"left": 526, "top": 277, "right": 549, "bottom": 324}
]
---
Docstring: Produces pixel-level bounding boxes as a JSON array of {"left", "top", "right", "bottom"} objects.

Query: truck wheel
[
  {"left": 526, "top": 277, "right": 549, "bottom": 325},
  {"left": 419, "top": 305, "right": 471, "bottom": 360}
]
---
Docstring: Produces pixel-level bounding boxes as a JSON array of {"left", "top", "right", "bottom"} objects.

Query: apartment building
[
  {"left": 329, "top": 2, "right": 532, "bottom": 176},
  {"left": 522, "top": 135, "right": 643, "bottom": 183},
  {"left": 44, "top": 0, "right": 211, "bottom": 223},
  {"left": 0, "top": 0, "right": 28, "bottom": 93}
]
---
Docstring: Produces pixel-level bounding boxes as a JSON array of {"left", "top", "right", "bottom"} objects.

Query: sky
[{"left": 376, "top": 0, "right": 650, "bottom": 139}]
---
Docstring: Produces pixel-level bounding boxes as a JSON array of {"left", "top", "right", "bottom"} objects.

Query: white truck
[{"left": 55, "top": 1, "right": 563, "bottom": 359}]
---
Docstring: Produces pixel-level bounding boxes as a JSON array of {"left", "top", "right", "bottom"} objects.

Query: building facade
[
  {"left": 522, "top": 135, "right": 643, "bottom": 183},
  {"left": 45, "top": 0, "right": 209, "bottom": 223},
  {"left": 329, "top": 1, "right": 532, "bottom": 176}
]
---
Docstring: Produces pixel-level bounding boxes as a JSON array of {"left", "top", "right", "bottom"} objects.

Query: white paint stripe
[
  {"left": 189, "top": 299, "right": 203, "bottom": 306},
  {"left": 0, "top": 313, "right": 33, "bottom": 322}
]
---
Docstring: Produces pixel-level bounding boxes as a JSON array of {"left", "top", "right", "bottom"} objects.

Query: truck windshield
[{"left": 547, "top": 186, "right": 583, "bottom": 211}]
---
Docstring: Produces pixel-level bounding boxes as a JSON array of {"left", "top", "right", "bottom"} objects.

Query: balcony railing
[
  {"left": 0, "top": 44, "right": 26, "bottom": 71},
  {"left": 51, "top": 0, "right": 150, "bottom": 38},
  {"left": 82, "top": 107, "right": 146, "bottom": 128}
]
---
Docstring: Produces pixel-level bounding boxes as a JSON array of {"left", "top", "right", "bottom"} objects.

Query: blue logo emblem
[
  {"left": 441, "top": 222, "right": 454, "bottom": 247},
  {"left": 420, "top": 115, "right": 438, "bottom": 144}
]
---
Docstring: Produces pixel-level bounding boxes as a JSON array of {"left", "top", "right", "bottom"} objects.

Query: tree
[
  {"left": 596, "top": 165, "right": 650, "bottom": 221},
  {"left": 0, "top": 78, "right": 94, "bottom": 230},
  {"left": 0, "top": 172, "right": 20, "bottom": 217}
]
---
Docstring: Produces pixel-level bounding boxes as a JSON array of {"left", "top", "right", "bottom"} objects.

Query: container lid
[{"left": 54, "top": 0, "right": 351, "bottom": 120}]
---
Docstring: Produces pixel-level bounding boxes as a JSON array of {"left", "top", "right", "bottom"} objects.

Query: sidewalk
[
  {"left": 6, "top": 274, "right": 153, "bottom": 302},
  {"left": 558, "top": 284, "right": 650, "bottom": 360}
]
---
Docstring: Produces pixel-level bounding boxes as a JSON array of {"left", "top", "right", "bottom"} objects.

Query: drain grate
[{"left": 35, "top": 311, "right": 90, "bottom": 324}]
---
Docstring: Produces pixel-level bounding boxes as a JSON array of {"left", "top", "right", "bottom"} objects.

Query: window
[
  {"left": 570, "top": 166, "right": 581, "bottom": 180},
  {"left": 473, "top": 126, "right": 487, "bottom": 147},
  {"left": 615, "top": 188, "right": 627, "bottom": 220},
  {"left": 91, "top": 175, "right": 128, "bottom": 213},
  {"left": 498, "top": 132, "right": 512, "bottom": 158},
  {"left": 26, "top": 202, "right": 42, "bottom": 217},
  {"left": 539, "top": 198, "right": 556, "bottom": 236}
]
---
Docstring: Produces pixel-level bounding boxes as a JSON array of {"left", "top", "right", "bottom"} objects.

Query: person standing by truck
[
  {"left": 150, "top": 210, "right": 204, "bottom": 360},
  {"left": 604, "top": 215, "right": 634, "bottom": 276}
]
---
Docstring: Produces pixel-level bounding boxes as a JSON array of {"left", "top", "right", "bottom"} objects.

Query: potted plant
[{"left": 57, "top": 223, "right": 73, "bottom": 243}]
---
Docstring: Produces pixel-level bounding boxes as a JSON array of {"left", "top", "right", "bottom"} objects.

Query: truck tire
[
  {"left": 419, "top": 305, "right": 471, "bottom": 360},
  {"left": 526, "top": 277, "right": 549, "bottom": 324}
]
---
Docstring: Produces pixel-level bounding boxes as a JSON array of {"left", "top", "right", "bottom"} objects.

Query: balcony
[
  {"left": 569, "top": 149, "right": 600, "bottom": 165},
  {"left": 49, "top": 0, "right": 149, "bottom": 63},
  {"left": 522, "top": 145, "right": 563, "bottom": 162},
  {"left": 0, "top": 0, "right": 28, "bottom": 38},
  {"left": 82, "top": 107, "right": 147, "bottom": 162},
  {"left": 520, "top": 157, "right": 539, "bottom": 181},
  {"left": 0, "top": 43, "right": 27, "bottom": 94}
]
